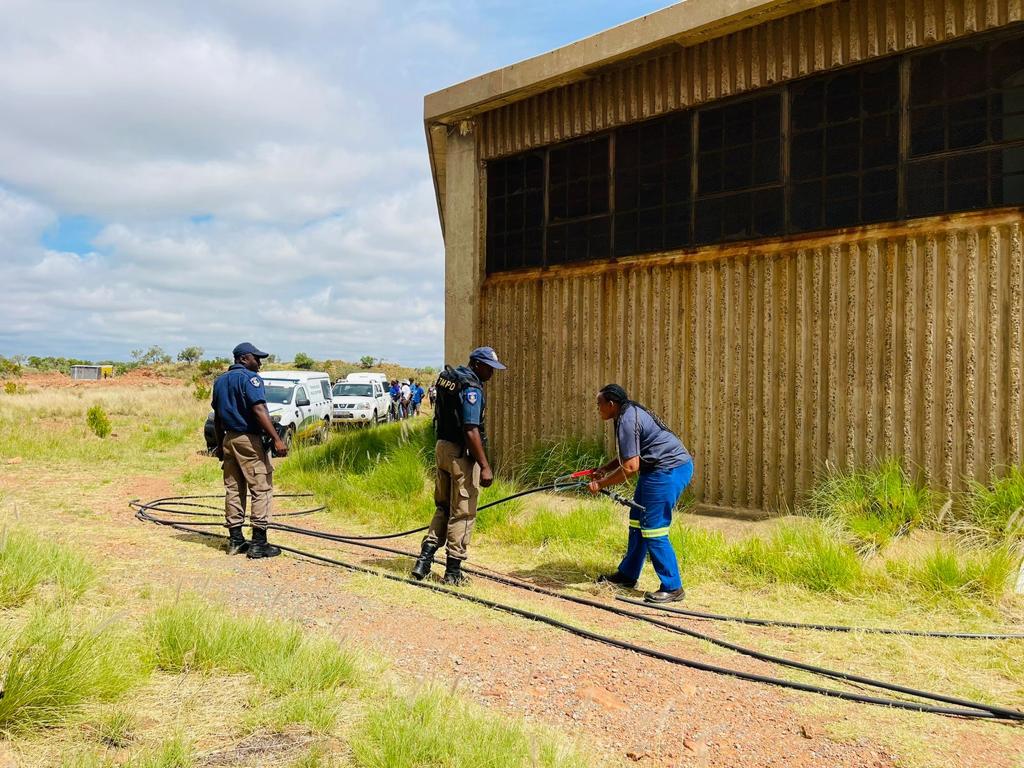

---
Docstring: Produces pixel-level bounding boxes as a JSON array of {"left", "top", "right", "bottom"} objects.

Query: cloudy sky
[{"left": 0, "top": 0, "right": 670, "bottom": 366}]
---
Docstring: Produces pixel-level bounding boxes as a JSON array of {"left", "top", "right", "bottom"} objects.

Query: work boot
[
  {"left": 247, "top": 527, "right": 281, "bottom": 559},
  {"left": 596, "top": 571, "right": 637, "bottom": 589},
  {"left": 410, "top": 541, "right": 439, "bottom": 581},
  {"left": 226, "top": 526, "right": 249, "bottom": 555},
  {"left": 441, "top": 557, "right": 467, "bottom": 586},
  {"left": 644, "top": 587, "right": 685, "bottom": 604}
]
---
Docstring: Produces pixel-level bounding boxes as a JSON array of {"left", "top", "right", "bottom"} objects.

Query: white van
[
  {"left": 261, "top": 370, "right": 333, "bottom": 445},
  {"left": 345, "top": 372, "right": 388, "bottom": 387},
  {"left": 333, "top": 376, "right": 391, "bottom": 426}
]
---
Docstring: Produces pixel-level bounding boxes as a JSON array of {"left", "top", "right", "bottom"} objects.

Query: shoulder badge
[
  {"left": 250, "top": 376, "right": 261, "bottom": 387},
  {"left": 465, "top": 390, "right": 478, "bottom": 405}
]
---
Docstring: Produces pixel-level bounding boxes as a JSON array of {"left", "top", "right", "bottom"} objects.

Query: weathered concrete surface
[
  {"left": 480, "top": 211, "right": 1024, "bottom": 511},
  {"left": 442, "top": 127, "right": 481, "bottom": 365}
]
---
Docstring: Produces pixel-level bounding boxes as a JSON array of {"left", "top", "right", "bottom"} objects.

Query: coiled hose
[{"left": 131, "top": 495, "right": 1024, "bottom": 722}]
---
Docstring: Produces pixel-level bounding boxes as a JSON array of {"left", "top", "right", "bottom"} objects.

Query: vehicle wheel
[
  {"left": 316, "top": 418, "right": 329, "bottom": 443},
  {"left": 283, "top": 426, "right": 295, "bottom": 450}
]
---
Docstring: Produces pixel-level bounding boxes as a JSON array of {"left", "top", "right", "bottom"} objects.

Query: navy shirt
[
  {"left": 615, "top": 404, "right": 691, "bottom": 474},
  {"left": 212, "top": 364, "right": 267, "bottom": 434}
]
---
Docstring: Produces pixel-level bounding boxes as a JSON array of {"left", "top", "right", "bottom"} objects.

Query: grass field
[{"left": 1, "top": 377, "right": 1022, "bottom": 767}]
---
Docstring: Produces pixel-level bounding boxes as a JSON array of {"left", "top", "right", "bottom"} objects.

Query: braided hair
[{"left": 598, "top": 383, "right": 676, "bottom": 435}]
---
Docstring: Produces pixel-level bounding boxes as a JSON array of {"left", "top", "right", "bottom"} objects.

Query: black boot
[
  {"left": 644, "top": 586, "right": 685, "bottom": 604},
  {"left": 226, "top": 526, "right": 249, "bottom": 555},
  {"left": 441, "top": 557, "right": 467, "bottom": 586},
  {"left": 411, "top": 541, "right": 438, "bottom": 581},
  {"left": 247, "top": 527, "right": 281, "bottom": 559},
  {"left": 596, "top": 571, "right": 637, "bottom": 589}
]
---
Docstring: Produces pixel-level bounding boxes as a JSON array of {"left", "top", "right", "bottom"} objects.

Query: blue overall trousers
[{"left": 617, "top": 460, "right": 693, "bottom": 590}]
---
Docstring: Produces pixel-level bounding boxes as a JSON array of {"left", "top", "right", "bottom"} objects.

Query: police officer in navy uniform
[
  {"left": 411, "top": 346, "right": 506, "bottom": 585},
  {"left": 211, "top": 342, "right": 289, "bottom": 559}
]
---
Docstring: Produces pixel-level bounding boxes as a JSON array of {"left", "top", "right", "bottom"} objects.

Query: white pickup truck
[{"left": 331, "top": 377, "right": 390, "bottom": 426}]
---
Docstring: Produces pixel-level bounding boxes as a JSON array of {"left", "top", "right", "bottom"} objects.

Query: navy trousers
[{"left": 616, "top": 461, "right": 693, "bottom": 591}]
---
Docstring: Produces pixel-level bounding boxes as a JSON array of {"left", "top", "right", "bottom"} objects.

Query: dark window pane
[
  {"left": 861, "top": 192, "right": 898, "bottom": 223},
  {"left": 907, "top": 160, "right": 946, "bottom": 217},
  {"left": 791, "top": 181, "right": 823, "bottom": 232},
  {"left": 791, "top": 81, "right": 825, "bottom": 131},
  {"left": 947, "top": 45, "right": 986, "bottom": 99},
  {"left": 617, "top": 128, "right": 639, "bottom": 168},
  {"left": 694, "top": 197, "right": 722, "bottom": 244},
  {"left": 525, "top": 155, "right": 543, "bottom": 188},
  {"left": 752, "top": 189, "right": 784, "bottom": 236},
  {"left": 792, "top": 133, "right": 824, "bottom": 180},
  {"left": 911, "top": 50, "right": 945, "bottom": 106},
  {"left": 698, "top": 152, "right": 722, "bottom": 193},
  {"left": 753, "top": 140, "right": 780, "bottom": 184},
  {"left": 721, "top": 192, "right": 750, "bottom": 239}
]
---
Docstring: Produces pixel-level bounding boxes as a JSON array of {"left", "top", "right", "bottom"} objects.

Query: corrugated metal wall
[
  {"left": 479, "top": 0, "right": 1024, "bottom": 160},
  {"left": 480, "top": 213, "right": 1024, "bottom": 509}
]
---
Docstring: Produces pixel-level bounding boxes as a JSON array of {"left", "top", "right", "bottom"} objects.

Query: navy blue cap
[
  {"left": 232, "top": 342, "right": 269, "bottom": 359},
  {"left": 469, "top": 346, "right": 506, "bottom": 369}
]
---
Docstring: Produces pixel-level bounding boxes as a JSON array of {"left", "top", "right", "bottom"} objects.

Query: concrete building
[{"left": 424, "top": 0, "right": 1024, "bottom": 513}]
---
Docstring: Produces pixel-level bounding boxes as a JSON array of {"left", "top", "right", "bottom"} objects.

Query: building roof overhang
[{"left": 424, "top": 0, "right": 827, "bottom": 236}]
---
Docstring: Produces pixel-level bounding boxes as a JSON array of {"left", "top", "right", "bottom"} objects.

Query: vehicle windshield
[
  {"left": 263, "top": 383, "right": 295, "bottom": 404},
  {"left": 333, "top": 383, "right": 372, "bottom": 398}
]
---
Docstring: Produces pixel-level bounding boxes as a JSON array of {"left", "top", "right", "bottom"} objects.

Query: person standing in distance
[
  {"left": 411, "top": 346, "right": 506, "bottom": 585},
  {"left": 212, "top": 342, "right": 289, "bottom": 559},
  {"left": 588, "top": 384, "right": 694, "bottom": 603}
]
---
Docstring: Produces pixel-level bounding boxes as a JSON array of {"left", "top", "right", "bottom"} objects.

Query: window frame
[{"left": 482, "top": 24, "right": 1024, "bottom": 276}]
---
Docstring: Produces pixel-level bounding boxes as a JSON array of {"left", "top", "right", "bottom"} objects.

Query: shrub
[
  {"left": 86, "top": 405, "right": 112, "bottom": 438},
  {"left": 350, "top": 685, "right": 589, "bottom": 768},
  {"left": 961, "top": 466, "right": 1024, "bottom": 542},
  {"left": 146, "top": 599, "right": 359, "bottom": 696},
  {"left": 0, "top": 611, "right": 141, "bottom": 733},
  {"left": 3, "top": 381, "right": 25, "bottom": 395},
  {"left": 804, "top": 459, "right": 933, "bottom": 550},
  {"left": 0, "top": 528, "right": 94, "bottom": 608},
  {"left": 91, "top": 706, "right": 137, "bottom": 747},
  {"left": 514, "top": 438, "right": 607, "bottom": 487},
  {"left": 294, "top": 352, "right": 316, "bottom": 370},
  {"left": 191, "top": 379, "right": 211, "bottom": 402},
  {"left": 728, "top": 522, "right": 864, "bottom": 593},
  {"left": 906, "top": 544, "right": 1018, "bottom": 602}
]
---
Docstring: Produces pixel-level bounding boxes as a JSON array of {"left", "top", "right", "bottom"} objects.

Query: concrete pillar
[{"left": 443, "top": 123, "right": 481, "bottom": 366}]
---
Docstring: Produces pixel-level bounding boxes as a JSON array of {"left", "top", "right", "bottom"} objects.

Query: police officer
[
  {"left": 211, "top": 342, "right": 289, "bottom": 559},
  {"left": 411, "top": 346, "right": 506, "bottom": 585},
  {"left": 588, "top": 384, "right": 694, "bottom": 603}
]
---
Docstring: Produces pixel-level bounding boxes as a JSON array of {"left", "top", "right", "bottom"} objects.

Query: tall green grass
[
  {"left": 804, "top": 459, "right": 934, "bottom": 550},
  {"left": 350, "top": 685, "right": 591, "bottom": 768},
  {"left": 146, "top": 599, "right": 359, "bottom": 696},
  {"left": 512, "top": 438, "right": 607, "bottom": 487},
  {"left": 961, "top": 466, "right": 1024, "bottom": 542},
  {"left": 728, "top": 522, "right": 864, "bottom": 593},
  {"left": 0, "top": 528, "right": 94, "bottom": 607},
  {"left": 282, "top": 431, "right": 1019, "bottom": 605},
  {"left": 0, "top": 610, "right": 142, "bottom": 733}
]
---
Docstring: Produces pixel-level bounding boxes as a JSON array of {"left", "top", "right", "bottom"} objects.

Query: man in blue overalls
[
  {"left": 211, "top": 342, "right": 289, "bottom": 559},
  {"left": 588, "top": 384, "right": 694, "bottom": 603}
]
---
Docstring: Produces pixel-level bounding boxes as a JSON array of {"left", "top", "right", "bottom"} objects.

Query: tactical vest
[{"left": 433, "top": 365, "right": 486, "bottom": 448}]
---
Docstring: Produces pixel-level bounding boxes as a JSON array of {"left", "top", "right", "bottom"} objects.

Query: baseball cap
[
  {"left": 469, "top": 346, "right": 506, "bottom": 369},
  {"left": 232, "top": 342, "right": 270, "bottom": 359}
]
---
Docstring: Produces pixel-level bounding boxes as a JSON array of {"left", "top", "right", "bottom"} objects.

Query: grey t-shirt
[{"left": 615, "top": 404, "right": 691, "bottom": 474}]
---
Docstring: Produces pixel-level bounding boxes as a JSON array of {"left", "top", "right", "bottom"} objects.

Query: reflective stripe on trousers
[{"left": 616, "top": 461, "right": 694, "bottom": 591}]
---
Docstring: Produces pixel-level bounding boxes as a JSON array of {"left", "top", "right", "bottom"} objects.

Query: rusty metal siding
[
  {"left": 478, "top": 0, "right": 1024, "bottom": 160},
  {"left": 479, "top": 213, "right": 1024, "bottom": 510}
]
